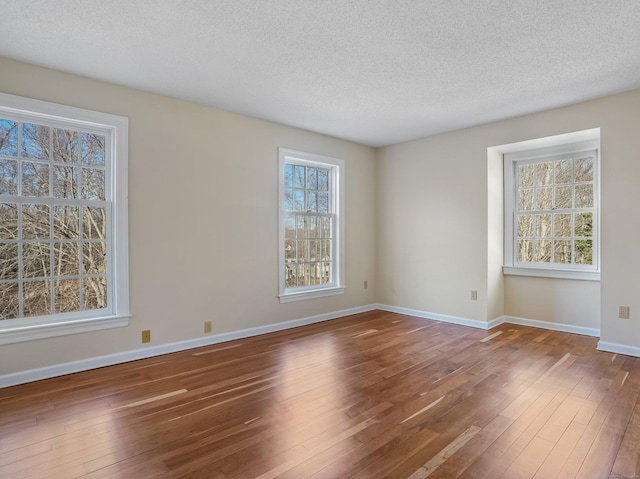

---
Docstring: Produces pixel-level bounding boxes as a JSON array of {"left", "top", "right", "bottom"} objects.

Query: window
[
  {"left": 504, "top": 133, "right": 599, "bottom": 280},
  {"left": 278, "top": 148, "right": 344, "bottom": 302},
  {"left": 0, "top": 93, "right": 129, "bottom": 344}
]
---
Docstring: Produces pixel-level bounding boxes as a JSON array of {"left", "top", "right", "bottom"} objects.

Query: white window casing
[
  {"left": 278, "top": 148, "right": 345, "bottom": 303},
  {"left": 0, "top": 93, "right": 130, "bottom": 344},
  {"left": 503, "top": 131, "right": 600, "bottom": 281}
]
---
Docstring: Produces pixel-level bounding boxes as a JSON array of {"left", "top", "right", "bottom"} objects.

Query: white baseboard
[
  {"left": 0, "top": 304, "right": 377, "bottom": 388},
  {"left": 500, "top": 315, "right": 600, "bottom": 337},
  {"left": 375, "top": 304, "right": 495, "bottom": 330},
  {"left": 597, "top": 341, "right": 640, "bottom": 357}
]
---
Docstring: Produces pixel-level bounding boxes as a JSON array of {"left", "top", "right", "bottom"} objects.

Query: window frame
[
  {"left": 504, "top": 136, "right": 600, "bottom": 281},
  {"left": 278, "top": 148, "right": 345, "bottom": 303},
  {"left": 0, "top": 92, "right": 130, "bottom": 344}
]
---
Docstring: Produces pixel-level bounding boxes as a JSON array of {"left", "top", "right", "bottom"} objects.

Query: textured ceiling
[{"left": 1, "top": 1, "right": 640, "bottom": 147}]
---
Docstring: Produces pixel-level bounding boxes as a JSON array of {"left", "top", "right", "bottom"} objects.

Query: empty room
[{"left": 1, "top": 1, "right": 640, "bottom": 478}]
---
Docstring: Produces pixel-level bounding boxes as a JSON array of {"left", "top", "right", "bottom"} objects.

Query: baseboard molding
[
  {"left": 376, "top": 304, "right": 494, "bottom": 330},
  {"left": 500, "top": 315, "right": 600, "bottom": 337},
  {"left": 0, "top": 304, "right": 377, "bottom": 388},
  {"left": 596, "top": 341, "right": 640, "bottom": 357}
]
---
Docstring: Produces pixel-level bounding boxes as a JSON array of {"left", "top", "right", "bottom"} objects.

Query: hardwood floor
[{"left": 1, "top": 310, "right": 639, "bottom": 478}]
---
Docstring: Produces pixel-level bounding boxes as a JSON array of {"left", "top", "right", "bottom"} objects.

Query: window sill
[
  {"left": 278, "top": 287, "right": 345, "bottom": 303},
  {"left": 0, "top": 314, "right": 131, "bottom": 345},
  {"left": 503, "top": 266, "right": 600, "bottom": 281}
]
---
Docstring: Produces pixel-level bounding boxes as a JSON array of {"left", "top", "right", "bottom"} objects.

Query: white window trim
[
  {"left": 0, "top": 92, "right": 130, "bottom": 344},
  {"left": 503, "top": 129, "right": 600, "bottom": 281},
  {"left": 278, "top": 148, "right": 345, "bottom": 303}
]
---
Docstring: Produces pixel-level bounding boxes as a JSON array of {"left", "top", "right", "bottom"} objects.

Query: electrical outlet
[
  {"left": 364, "top": 280, "right": 368, "bottom": 289},
  {"left": 619, "top": 306, "right": 630, "bottom": 319},
  {"left": 204, "top": 321, "right": 212, "bottom": 334},
  {"left": 141, "top": 330, "right": 151, "bottom": 343},
  {"left": 471, "top": 290, "right": 478, "bottom": 301}
]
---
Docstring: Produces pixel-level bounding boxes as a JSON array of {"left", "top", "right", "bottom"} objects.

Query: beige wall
[
  {"left": 0, "top": 57, "right": 378, "bottom": 375},
  {"left": 378, "top": 88, "right": 640, "bottom": 350},
  {"left": 2, "top": 55, "right": 640, "bottom": 378}
]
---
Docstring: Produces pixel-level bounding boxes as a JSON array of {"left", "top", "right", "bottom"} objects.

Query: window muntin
[
  {"left": 278, "top": 149, "right": 344, "bottom": 302},
  {"left": 0, "top": 93, "right": 129, "bottom": 343}
]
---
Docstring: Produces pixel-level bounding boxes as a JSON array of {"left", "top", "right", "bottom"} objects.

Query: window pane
[
  {"left": 575, "top": 157, "right": 593, "bottom": 182},
  {"left": 22, "top": 161, "right": 49, "bottom": 197},
  {"left": 575, "top": 184, "right": 593, "bottom": 208},
  {"left": 83, "top": 276, "right": 107, "bottom": 310},
  {"left": 575, "top": 240, "right": 593, "bottom": 265},
  {"left": 555, "top": 186, "right": 572, "bottom": 209},
  {"left": 297, "top": 264, "right": 309, "bottom": 287},
  {"left": 517, "top": 215, "right": 533, "bottom": 238},
  {"left": 554, "top": 240, "right": 572, "bottom": 264},
  {"left": 553, "top": 213, "right": 572, "bottom": 238},
  {"left": 296, "top": 216, "right": 307, "bottom": 238},
  {"left": 0, "top": 119, "right": 18, "bottom": 157},
  {"left": 284, "top": 216, "right": 296, "bottom": 239},
  {"left": 554, "top": 159, "right": 572, "bottom": 184},
  {"left": 521, "top": 241, "right": 536, "bottom": 263},
  {"left": 309, "top": 262, "right": 321, "bottom": 285},
  {"left": 0, "top": 243, "right": 18, "bottom": 280},
  {"left": 574, "top": 213, "right": 593, "bottom": 237},
  {"left": 317, "top": 192, "right": 329, "bottom": 213},
  {"left": 519, "top": 164, "right": 534, "bottom": 188},
  {"left": 294, "top": 165, "right": 305, "bottom": 188},
  {"left": 22, "top": 204, "right": 50, "bottom": 239},
  {"left": 535, "top": 240, "right": 552, "bottom": 262},
  {"left": 0, "top": 159, "right": 18, "bottom": 195},
  {"left": 54, "top": 242, "right": 80, "bottom": 277},
  {"left": 317, "top": 169, "right": 329, "bottom": 191},
  {"left": 536, "top": 187, "right": 552, "bottom": 211},
  {"left": 297, "top": 240, "right": 308, "bottom": 261},
  {"left": 320, "top": 217, "right": 330, "bottom": 238},
  {"left": 23, "top": 242, "right": 51, "bottom": 278},
  {"left": 83, "top": 242, "right": 107, "bottom": 275},
  {"left": 83, "top": 207, "right": 106, "bottom": 239},
  {"left": 519, "top": 188, "right": 534, "bottom": 211},
  {"left": 55, "top": 279, "right": 80, "bottom": 313},
  {"left": 21, "top": 123, "right": 50, "bottom": 160},
  {"left": 23, "top": 280, "right": 51, "bottom": 317},
  {"left": 0, "top": 282, "right": 19, "bottom": 319},
  {"left": 294, "top": 189, "right": 304, "bottom": 211},
  {"left": 284, "top": 164, "right": 293, "bottom": 187},
  {"left": 284, "top": 239, "right": 296, "bottom": 261},
  {"left": 284, "top": 188, "right": 293, "bottom": 211},
  {"left": 308, "top": 216, "right": 319, "bottom": 238},
  {"left": 321, "top": 239, "right": 331, "bottom": 261},
  {"left": 536, "top": 214, "right": 551, "bottom": 238},
  {"left": 306, "top": 168, "right": 317, "bottom": 189},
  {"left": 80, "top": 133, "right": 105, "bottom": 166},
  {"left": 53, "top": 166, "right": 79, "bottom": 199},
  {"left": 310, "top": 240, "right": 320, "bottom": 261},
  {"left": 535, "top": 161, "right": 553, "bottom": 186},
  {"left": 285, "top": 264, "right": 296, "bottom": 287},
  {"left": 53, "top": 205, "right": 80, "bottom": 239},
  {"left": 0, "top": 203, "right": 18, "bottom": 239},
  {"left": 82, "top": 168, "right": 105, "bottom": 200},
  {"left": 53, "top": 128, "right": 78, "bottom": 163},
  {"left": 307, "top": 191, "right": 317, "bottom": 212},
  {"left": 321, "top": 262, "right": 331, "bottom": 283}
]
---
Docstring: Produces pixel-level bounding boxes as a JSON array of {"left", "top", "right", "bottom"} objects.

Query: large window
[
  {"left": 278, "top": 148, "right": 344, "bottom": 302},
  {"left": 0, "top": 93, "right": 129, "bottom": 344},
  {"left": 504, "top": 135, "right": 599, "bottom": 280}
]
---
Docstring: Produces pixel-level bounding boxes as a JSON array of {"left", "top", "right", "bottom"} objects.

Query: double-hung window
[
  {"left": 504, "top": 135, "right": 599, "bottom": 280},
  {"left": 278, "top": 148, "right": 344, "bottom": 302},
  {"left": 0, "top": 93, "right": 129, "bottom": 344}
]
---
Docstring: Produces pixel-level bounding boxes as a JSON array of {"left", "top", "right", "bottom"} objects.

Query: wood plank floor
[{"left": 1, "top": 310, "right": 639, "bottom": 478}]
